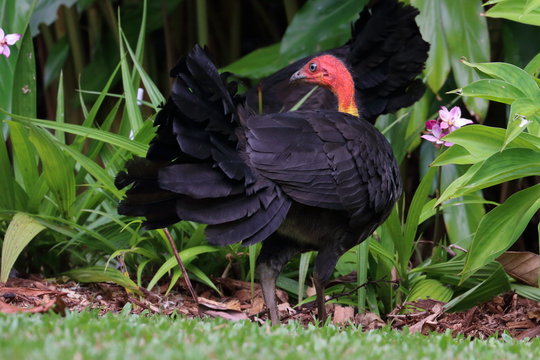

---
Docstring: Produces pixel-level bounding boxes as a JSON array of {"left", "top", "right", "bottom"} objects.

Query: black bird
[
  {"left": 246, "top": 0, "right": 429, "bottom": 123},
  {"left": 116, "top": 0, "right": 427, "bottom": 324}
]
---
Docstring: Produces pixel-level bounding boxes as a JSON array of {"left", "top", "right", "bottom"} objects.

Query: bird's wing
[{"left": 241, "top": 110, "right": 400, "bottom": 218}]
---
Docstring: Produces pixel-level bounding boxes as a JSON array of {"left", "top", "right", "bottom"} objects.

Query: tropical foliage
[{"left": 0, "top": 0, "right": 539, "bottom": 316}]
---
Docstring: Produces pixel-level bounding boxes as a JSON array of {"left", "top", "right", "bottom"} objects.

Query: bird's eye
[{"left": 309, "top": 63, "right": 317, "bottom": 72}]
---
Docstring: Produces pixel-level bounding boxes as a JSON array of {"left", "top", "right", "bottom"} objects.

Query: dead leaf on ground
[
  {"left": 497, "top": 251, "right": 539, "bottom": 287},
  {"left": 354, "top": 312, "right": 385, "bottom": 330},
  {"left": 0, "top": 297, "right": 59, "bottom": 314},
  {"left": 409, "top": 304, "right": 444, "bottom": 334},
  {"left": 333, "top": 306, "right": 355, "bottom": 324}
]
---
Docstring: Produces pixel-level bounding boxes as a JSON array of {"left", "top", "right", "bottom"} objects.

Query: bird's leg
[
  {"left": 256, "top": 235, "right": 301, "bottom": 325},
  {"left": 312, "top": 247, "right": 343, "bottom": 324},
  {"left": 257, "top": 262, "right": 280, "bottom": 325}
]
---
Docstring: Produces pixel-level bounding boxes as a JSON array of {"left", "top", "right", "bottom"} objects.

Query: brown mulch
[{"left": 1, "top": 276, "right": 539, "bottom": 340}]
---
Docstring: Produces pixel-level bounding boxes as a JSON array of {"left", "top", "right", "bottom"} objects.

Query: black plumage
[
  {"left": 116, "top": 0, "right": 427, "bottom": 324},
  {"left": 246, "top": 0, "right": 429, "bottom": 122}
]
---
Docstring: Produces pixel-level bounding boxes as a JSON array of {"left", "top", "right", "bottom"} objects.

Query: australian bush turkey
[
  {"left": 246, "top": 0, "right": 429, "bottom": 123},
  {"left": 116, "top": 0, "right": 428, "bottom": 324}
]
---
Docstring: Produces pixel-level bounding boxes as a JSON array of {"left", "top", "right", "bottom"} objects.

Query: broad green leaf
[
  {"left": 445, "top": 262, "right": 510, "bottom": 312},
  {"left": 401, "top": 167, "right": 437, "bottom": 272},
  {"left": 222, "top": 43, "right": 286, "bottom": 79},
  {"left": 64, "top": 266, "right": 142, "bottom": 295},
  {"left": 0, "top": 128, "right": 16, "bottom": 209},
  {"left": 146, "top": 245, "right": 219, "bottom": 291},
  {"left": 462, "top": 183, "right": 540, "bottom": 280},
  {"left": 7, "top": 122, "right": 38, "bottom": 194},
  {"left": 0, "top": 213, "right": 45, "bottom": 282},
  {"left": 406, "top": 279, "right": 453, "bottom": 303},
  {"left": 505, "top": 96, "right": 540, "bottom": 147},
  {"left": 486, "top": 0, "right": 540, "bottom": 26},
  {"left": 441, "top": 0, "right": 490, "bottom": 119},
  {"left": 0, "top": 0, "right": 37, "bottom": 120},
  {"left": 280, "top": 0, "right": 366, "bottom": 60},
  {"left": 451, "top": 79, "right": 525, "bottom": 104},
  {"left": 439, "top": 125, "right": 540, "bottom": 161},
  {"left": 12, "top": 27, "right": 36, "bottom": 119},
  {"left": 438, "top": 148, "right": 540, "bottom": 203},
  {"left": 412, "top": 0, "right": 451, "bottom": 93},
  {"left": 512, "top": 283, "right": 540, "bottom": 302},
  {"left": 440, "top": 164, "right": 484, "bottom": 248},
  {"left": 431, "top": 145, "right": 478, "bottom": 165},
  {"left": 524, "top": 51, "right": 540, "bottom": 76},
  {"left": 461, "top": 60, "right": 539, "bottom": 98},
  {"left": 297, "top": 252, "right": 312, "bottom": 303}
]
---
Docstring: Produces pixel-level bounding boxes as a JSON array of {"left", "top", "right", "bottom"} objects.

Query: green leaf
[
  {"left": 0, "top": 128, "right": 16, "bottom": 209},
  {"left": 511, "top": 283, "right": 540, "bottom": 302},
  {"left": 406, "top": 279, "right": 453, "bottom": 303},
  {"left": 445, "top": 262, "right": 510, "bottom": 312},
  {"left": 2, "top": 111, "right": 148, "bottom": 156},
  {"left": 431, "top": 145, "right": 478, "bottom": 165},
  {"left": 0, "top": 0, "right": 37, "bottom": 120},
  {"left": 438, "top": 125, "right": 540, "bottom": 162},
  {"left": 297, "top": 252, "right": 312, "bottom": 303},
  {"left": 461, "top": 60, "right": 539, "bottom": 98},
  {"left": 441, "top": 0, "right": 490, "bottom": 119},
  {"left": 451, "top": 79, "right": 525, "bottom": 104},
  {"left": 12, "top": 27, "right": 36, "bottom": 119},
  {"left": 187, "top": 264, "right": 222, "bottom": 296},
  {"left": 505, "top": 96, "right": 540, "bottom": 147},
  {"left": 280, "top": 0, "right": 366, "bottom": 60},
  {"left": 146, "top": 245, "right": 219, "bottom": 291},
  {"left": 26, "top": 124, "right": 76, "bottom": 217},
  {"left": 64, "top": 266, "right": 142, "bottom": 295},
  {"left": 486, "top": 0, "right": 540, "bottom": 26},
  {"left": 401, "top": 167, "right": 437, "bottom": 273},
  {"left": 440, "top": 165, "right": 484, "bottom": 248},
  {"left": 461, "top": 183, "right": 540, "bottom": 281},
  {"left": 412, "top": 0, "right": 451, "bottom": 93},
  {"left": 439, "top": 148, "right": 540, "bottom": 203},
  {"left": 222, "top": 43, "right": 286, "bottom": 80},
  {"left": 1, "top": 213, "right": 45, "bottom": 282},
  {"left": 524, "top": 51, "right": 540, "bottom": 76},
  {"left": 119, "top": 27, "right": 143, "bottom": 133}
]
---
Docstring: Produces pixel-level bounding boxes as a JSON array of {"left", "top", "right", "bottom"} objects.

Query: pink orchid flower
[
  {"left": 0, "top": 28, "right": 22, "bottom": 58},
  {"left": 438, "top": 106, "right": 473, "bottom": 132},
  {"left": 421, "top": 124, "right": 453, "bottom": 147},
  {"left": 421, "top": 106, "right": 473, "bottom": 148}
]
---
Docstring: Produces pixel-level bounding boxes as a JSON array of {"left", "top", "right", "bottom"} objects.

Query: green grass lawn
[{"left": 1, "top": 310, "right": 539, "bottom": 360}]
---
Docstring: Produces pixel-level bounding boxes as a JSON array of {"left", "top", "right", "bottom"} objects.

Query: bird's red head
[{"left": 290, "top": 55, "right": 358, "bottom": 117}]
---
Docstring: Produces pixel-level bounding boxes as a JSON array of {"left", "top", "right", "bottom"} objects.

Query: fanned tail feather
[{"left": 117, "top": 45, "right": 290, "bottom": 244}]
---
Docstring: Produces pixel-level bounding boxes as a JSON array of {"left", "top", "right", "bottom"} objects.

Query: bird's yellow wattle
[{"left": 338, "top": 103, "right": 359, "bottom": 117}]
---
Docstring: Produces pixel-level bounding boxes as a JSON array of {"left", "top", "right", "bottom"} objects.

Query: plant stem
[
  {"left": 357, "top": 241, "right": 369, "bottom": 312},
  {"left": 162, "top": 228, "right": 200, "bottom": 315},
  {"left": 196, "top": 0, "right": 209, "bottom": 46}
]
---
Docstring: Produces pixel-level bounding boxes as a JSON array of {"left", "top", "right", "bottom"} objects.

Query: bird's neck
[{"left": 330, "top": 68, "right": 359, "bottom": 117}]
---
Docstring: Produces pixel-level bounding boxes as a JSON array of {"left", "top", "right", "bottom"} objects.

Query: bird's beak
[{"left": 289, "top": 70, "right": 307, "bottom": 83}]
